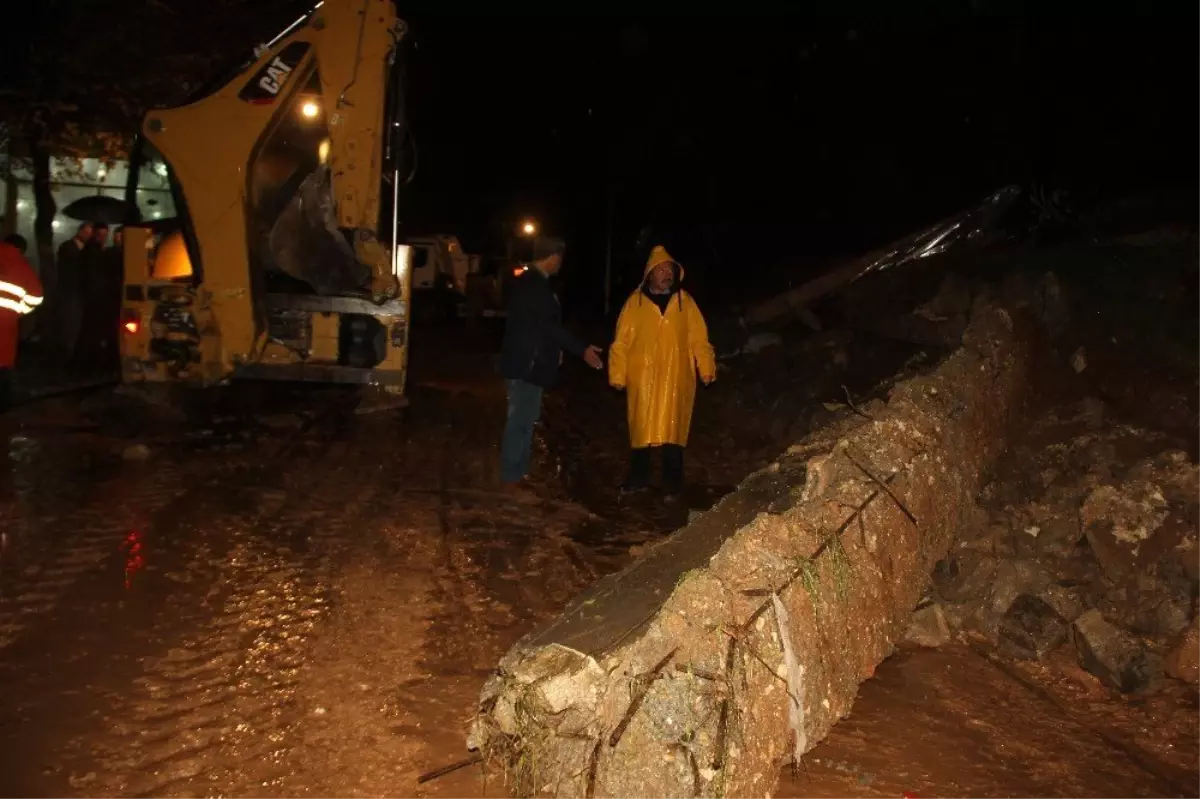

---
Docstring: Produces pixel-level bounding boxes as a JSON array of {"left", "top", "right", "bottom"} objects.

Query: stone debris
[
  {"left": 1034, "top": 583, "right": 1085, "bottom": 624},
  {"left": 926, "top": 396, "right": 1198, "bottom": 685},
  {"left": 979, "top": 560, "right": 1050, "bottom": 640},
  {"left": 1164, "top": 615, "right": 1199, "bottom": 685},
  {"left": 905, "top": 603, "right": 951, "bottom": 648},
  {"left": 1071, "top": 609, "right": 1163, "bottom": 694},
  {"left": 997, "top": 595, "right": 1068, "bottom": 661},
  {"left": 1081, "top": 482, "right": 1170, "bottom": 580}
]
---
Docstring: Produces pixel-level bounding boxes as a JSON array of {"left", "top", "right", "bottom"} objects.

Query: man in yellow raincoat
[{"left": 609, "top": 245, "right": 716, "bottom": 497}]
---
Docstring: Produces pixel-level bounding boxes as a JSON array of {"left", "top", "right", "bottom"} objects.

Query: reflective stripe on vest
[{"left": 0, "top": 279, "right": 42, "bottom": 315}]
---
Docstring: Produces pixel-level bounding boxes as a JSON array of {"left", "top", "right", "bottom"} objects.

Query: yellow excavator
[{"left": 119, "top": 0, "right": 414, "bottom": 400}]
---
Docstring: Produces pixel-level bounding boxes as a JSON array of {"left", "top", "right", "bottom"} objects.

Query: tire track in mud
[{"left": 85, "top": 426, "right": 399, "bottom": 798}]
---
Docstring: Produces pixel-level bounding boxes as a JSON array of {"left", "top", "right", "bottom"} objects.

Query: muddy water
[{"left": 0, "top": 322, "right": 1195, "bottom": 798}]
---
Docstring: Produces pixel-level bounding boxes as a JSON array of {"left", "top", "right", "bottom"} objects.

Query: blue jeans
[{"left": 501, "top": 378, "right": 544, "bottom": 484}]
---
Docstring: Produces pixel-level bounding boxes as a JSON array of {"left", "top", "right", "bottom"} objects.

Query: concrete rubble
[
  {"left": 922, "top": 398, "right": 1198, "bottom": 685},
  {"left": 468, "top": 282, "right": 1048, "bottom": 798}
]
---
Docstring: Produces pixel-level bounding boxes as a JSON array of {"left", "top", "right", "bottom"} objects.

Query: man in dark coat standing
[
  {"left": 79, "top": 222, "right": 110, "bottom": 369},
  {"left": 55, "top": 222, "right": 92, "bottom": 366},
  {"left": 498, "top": 237, "right": 602, "bottom": 486}
]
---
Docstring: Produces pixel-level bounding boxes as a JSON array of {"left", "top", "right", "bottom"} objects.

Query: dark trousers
[
  {"left": 626, "top": 444, "right": 684, "bottom": 492},
  {"left": 500, "top": 378, "right": 544, "bottom": 483}
]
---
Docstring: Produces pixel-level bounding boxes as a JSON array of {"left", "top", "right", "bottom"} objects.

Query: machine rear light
[{"left": 122, "top": 309, "right": 141, "bottom": 334}]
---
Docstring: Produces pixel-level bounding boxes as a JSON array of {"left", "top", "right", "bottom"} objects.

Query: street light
[{"left": 521, "top": 220, "right": 536, "bottom": 236}]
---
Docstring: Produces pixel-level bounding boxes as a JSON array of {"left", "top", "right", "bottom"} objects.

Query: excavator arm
[
  {"left": 289, "top": 0, "right": 406, "bottom": 299},
  {"left": 137, "top": 0, "right": 409, "bottom": 377}
]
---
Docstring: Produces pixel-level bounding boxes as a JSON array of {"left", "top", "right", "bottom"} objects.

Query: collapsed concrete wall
[{"left": 469, "top": 285, "right": 1050, "bottom": 798}]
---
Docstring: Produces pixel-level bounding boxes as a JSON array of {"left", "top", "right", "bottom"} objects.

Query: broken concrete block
[
  {"left": 1165, "top": 616, "right": 1199, "bottom": 685},
  {"left": 998, "top": 595, "right": 1067, "bottom": 660},
  {"left": 905, "top": 603, "right": 951, "bottom": 648},
  {"left": 1081, "top": 482, "right": 1170, "bottom": 580},
  {"left": 1071, "top": 609, "right": 1163, "bottom": 694}
]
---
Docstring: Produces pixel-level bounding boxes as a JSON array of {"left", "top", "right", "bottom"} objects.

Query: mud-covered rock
[
  {"left": 998, "top": 595, "right": 1067, "bottom": 660},
  {"left": 1071, "top": 609, "right": 1163, "bottom": 694},
  {"left": 1164, "top": 616, "right": 1199, "bottom": 684},
  {"left": 1033, "top": 583, "right": 1085, "bottom": 623},
  {"left": 932, "top": 553, "right": 999, "bottom": 602},
  {"left": 905, "top": 603, "right": 951, "bottom": 648},
  {"left": 1082, "top": 482, "right": 1169, "bottom": 579},
  {"left": 983, "top": 559, "right": 1050, "bottom": 635},
  {"left": 1127, "top": 575, "right": 1192, "bottom": 640},
  {"left": 1093, "top": 564, "right": 1195, "bottom": 642},
  {"left": 1020, "top": 498, "right": 1084, "bottom": 561}
]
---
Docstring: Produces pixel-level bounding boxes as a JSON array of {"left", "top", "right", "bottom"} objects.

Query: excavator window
[{"left": 128, "top": 143, "right": 178, "bottom": 225}]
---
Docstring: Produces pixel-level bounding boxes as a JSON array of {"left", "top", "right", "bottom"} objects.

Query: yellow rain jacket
[{"left": 609, "top": 246, "right": 717, "bottom": 448}]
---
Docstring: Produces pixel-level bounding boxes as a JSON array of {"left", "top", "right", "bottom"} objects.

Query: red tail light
[{"left": 122, "top": 309, "right": 140, "bottom": 335}]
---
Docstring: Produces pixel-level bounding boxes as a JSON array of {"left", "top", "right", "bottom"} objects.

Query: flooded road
[{"left": 0, "top": 322, "right": 1195, "bottom": 798}]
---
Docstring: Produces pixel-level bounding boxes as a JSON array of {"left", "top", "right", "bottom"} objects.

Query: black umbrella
[{"left": 61, "top": 195, "right": 132, "bottom": 226}]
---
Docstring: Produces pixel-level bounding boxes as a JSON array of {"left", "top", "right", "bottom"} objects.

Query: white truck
[{"left": 408, "top": 234, "right": 508, "bottom": 322}]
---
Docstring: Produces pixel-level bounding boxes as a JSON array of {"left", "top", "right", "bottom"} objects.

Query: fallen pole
[{"left": 469, "top": 279, "right": 1050, "bottom": 797}]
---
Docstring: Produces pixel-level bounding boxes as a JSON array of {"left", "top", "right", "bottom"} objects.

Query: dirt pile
[{"left": 467, "top": 280, "right": 1052, "bottom": 798}]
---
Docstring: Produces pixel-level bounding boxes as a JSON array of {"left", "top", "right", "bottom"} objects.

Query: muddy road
[{"left": 0, "top": 274, "right": 1195, "bottom": 799}]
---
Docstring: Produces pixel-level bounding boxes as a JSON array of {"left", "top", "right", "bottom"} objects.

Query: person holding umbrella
[{"left": 59, "top": 194, "right": 128, "bottom": 370}]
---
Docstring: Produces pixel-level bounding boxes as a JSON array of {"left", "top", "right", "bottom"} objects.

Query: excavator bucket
[{"left": 267, "top": 167, "right": 372, "bottom": 295}]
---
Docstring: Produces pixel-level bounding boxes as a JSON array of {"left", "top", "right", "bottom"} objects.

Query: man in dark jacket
[
  {"left": 55, "top": 222, "right": 92, "bottom": 366},
  {"left": 499, "top": 237, "right": 602, "bottom": 485}
]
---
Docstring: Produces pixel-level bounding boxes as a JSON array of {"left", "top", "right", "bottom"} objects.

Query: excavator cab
[{"left": 120, "top": 0, "right": 413, "bottom": 396}]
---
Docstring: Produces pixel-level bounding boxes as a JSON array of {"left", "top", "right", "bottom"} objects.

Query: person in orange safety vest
[{"left": 0, "top": 234, "right": 45, "bottom": 410}]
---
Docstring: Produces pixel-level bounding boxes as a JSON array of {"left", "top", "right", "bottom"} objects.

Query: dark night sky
[
  {"left": 392, "top": 1, "right": 1197, "bottom": 309},
  {"left": 4, "top": 0, "right": 1196, "bottom": 312}
]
